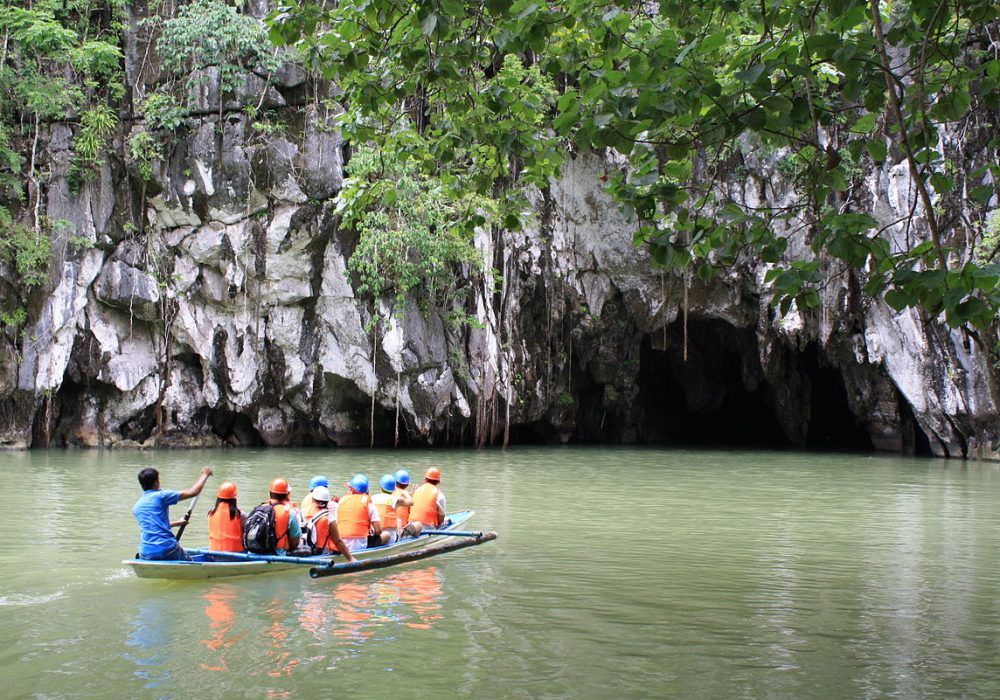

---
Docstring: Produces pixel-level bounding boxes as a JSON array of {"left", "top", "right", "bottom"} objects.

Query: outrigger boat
[{"left": 124, "top": 510, "right": 479, "bottom": 580}]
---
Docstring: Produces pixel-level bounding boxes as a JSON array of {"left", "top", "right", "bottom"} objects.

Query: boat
[{"left": 123, "top": 510, "right": 476, "bottom": 580}]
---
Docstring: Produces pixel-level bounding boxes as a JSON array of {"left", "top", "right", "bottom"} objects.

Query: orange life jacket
[
  {"left": 411, "top": 483, "right": 442, "bottom": 526},
  {"left": 207, "top": 502, "right": 244, "bottom": 552},
  {"left": 306, "top": 510, "right": 337, "bottom": 553},
  {"left": 392, "top": 487, "right": 410, "bottom": 526},
  {"left": 371, "top": 492, "right": 398, "bottom": 529},
  {"left": 269, "top": 500, "right": 293, "bottom": 551},
  {"left": 337, "top": 493, "right": 372, "bottom": 539}
]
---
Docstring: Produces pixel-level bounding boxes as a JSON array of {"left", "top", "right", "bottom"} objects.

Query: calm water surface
[{"left": 2, "top": 447, "right": 999, "bottom": 698}]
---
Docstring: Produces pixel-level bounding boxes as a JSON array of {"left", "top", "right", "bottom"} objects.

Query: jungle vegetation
[
  {"left": 267, "top": 0, "right": 1000, "bottom": 338},
  {"left": 1, "top": 0, "right": 998, "bottom": 345}
]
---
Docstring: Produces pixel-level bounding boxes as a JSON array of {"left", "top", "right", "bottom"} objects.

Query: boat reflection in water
[
  {"left": 194, "top": 567, "right": 447, "bottom": 678},
  {"left": 124, "top": 600, "right": 173, "bottom": 690},
  {"left": 296, "top": 566, "right": 445, "bottom": 648},
  {"left": 391, "top": 567, "right": 444, "bottom": 630},
  {"left": 265, "top": 598, "right": 300, "bottom": 677},
  {"left": 199, "top": 585, "right": 244, "bottom": 672}
]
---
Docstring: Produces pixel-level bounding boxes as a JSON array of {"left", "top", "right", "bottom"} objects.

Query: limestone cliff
[{"left": 0, "top": 4, "right": 996, "bottom": 458}]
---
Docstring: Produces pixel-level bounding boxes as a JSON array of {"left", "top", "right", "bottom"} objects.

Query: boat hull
[{"left": 124, "top": 510, "right": 475, "bottom": 580}]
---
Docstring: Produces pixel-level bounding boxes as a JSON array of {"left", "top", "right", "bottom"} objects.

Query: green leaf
[
  {"left": 866, "top": 139, "right": 887, "bottom": 163},
  {"left": 763, "top": 95, "right": 793, "bottom": 113},
  {"left": 421, "top": 13, "right": 438, "bottom": 36},
  {"left": 850, "top": 113, "right": 877, "bottom": 134},
  {"left": 735, "top": 64, "right": 767, "bottom": 84},
  {"left": 553, "top": 106, "right": 579, "bottom": 134},
  {"left": 931, "top": 88, "right": 972, "bottom": 122},
  {"left": 884, "top": 289, "right": 909, "bottom": 311},
  {"left": 929, "top": 172, "right": 954, "bottom": 195},
  {"left": 825, "top": 167, "right": 849, "bottom": 192},
  {"left": 696, "top": 263, "right": 715, "bottom": 283},
  {"left": 970, "top": 185, "right": 994, "bottom": 205}
]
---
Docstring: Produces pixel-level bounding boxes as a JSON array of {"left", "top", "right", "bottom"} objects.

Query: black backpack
[{"left": 243, "top": 503, "right": 278, "bottom": 554}]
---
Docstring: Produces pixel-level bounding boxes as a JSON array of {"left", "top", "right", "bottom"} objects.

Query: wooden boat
[{"left": 124, "top": 510, "right": 475, "bottom": 580}]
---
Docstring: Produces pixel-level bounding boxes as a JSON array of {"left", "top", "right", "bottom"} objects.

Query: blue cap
[
  {"left": 394, "top": 469, "right": 410, "bottom": 486},
  {"left": 380, "top": 474, "right": 396, "bottom": 493},
  {"left": 309, "top": 475, "right": 329, "bottom": 489},
  {"left": 348, "top": 473, "right": 369, "bottom": 494}
]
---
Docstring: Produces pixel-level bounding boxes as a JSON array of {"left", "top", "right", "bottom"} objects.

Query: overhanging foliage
[{"left": 268, "top": 0, "right": 1000, "bottom": 332}]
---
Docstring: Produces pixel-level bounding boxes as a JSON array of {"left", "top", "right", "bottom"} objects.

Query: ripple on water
[{"left": 0, "top": 591, "right": 65, "bottom": 607}]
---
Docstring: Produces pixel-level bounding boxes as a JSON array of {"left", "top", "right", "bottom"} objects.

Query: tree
[{"left": 268, "top": 0, "right": 1000, "bottom": 334}]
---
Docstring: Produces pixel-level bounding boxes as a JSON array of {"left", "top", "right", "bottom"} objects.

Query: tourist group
[{"left": 132, "top": 466, "right": 449, "bottom": 564}]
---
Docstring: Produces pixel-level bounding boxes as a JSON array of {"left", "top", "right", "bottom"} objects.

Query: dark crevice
[
  {"left": 201, "top": 407, "right": 264, "bottom": 447},
  {"left": 801, "top": 344, "right": 874, "bottom": 452},
  {"left": 636, "top": 322, "right": 790, "bottom": 448},
  {"left": 901, "top": 397, "right": 933, "bottom": 456}
]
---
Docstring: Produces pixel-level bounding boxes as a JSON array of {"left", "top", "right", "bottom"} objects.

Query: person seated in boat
[
  {"left": 336, "top": 473, "right": 384, "bottom": 551},
  {"left": 133, "top": 466, "right": 213, "bottom": 561},
  {"left": 411, "top": 467, "right": 448, "bottom": 528},
  {"left": 302, "top": 486, "right": 355, "bottom": 561},
  {"left": 300, "top": 475, "right": 333, "bottom": 521},
  {"left": 207, "top": 481, "right": 245, "bottom": 553},
  {"left": 393, "top": 469, "right": 423, "bottom": 538},
  {"left": 371, "top": 474, "right": 413, "bottom": 544},
  {"left": 266, "top": 477, "right": 302, "bottom": 556}
]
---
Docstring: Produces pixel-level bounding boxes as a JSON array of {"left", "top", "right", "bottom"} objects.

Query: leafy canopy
[{"left": 269, "top": 0, "right": 1000, "bottom": 331}]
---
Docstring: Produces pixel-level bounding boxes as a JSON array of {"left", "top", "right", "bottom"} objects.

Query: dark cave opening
[
  {"left": 801, "top": 344, "right": 874, "bottom": 453},
  {"left": 31, "top": 379, "right": 93, "bottom": 447},
  {"left": 201, "top": 407, "right": 265, "bottom": 447},
  {"left": 637, "top": 321, "right": 790, "bottom": 448},
  {"left": 504, "top": 423, "right": 551, "bottom": 445},
  {"left": 634, "top": 319, "right": 875, "bottom": 451}
]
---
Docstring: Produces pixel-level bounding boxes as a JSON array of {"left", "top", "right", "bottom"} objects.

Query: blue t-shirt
[{"left": 133, "top": 489, "right": 182, "bottom": 558}]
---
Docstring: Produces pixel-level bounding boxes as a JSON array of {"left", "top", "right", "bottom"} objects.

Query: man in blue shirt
[{"left": 133, "top": 466, "right": 213, "bottom": 560}]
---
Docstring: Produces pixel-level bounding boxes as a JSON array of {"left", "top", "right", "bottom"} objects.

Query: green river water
[{"left": 2, "top": 447, "right": 999, "bottom": 699}]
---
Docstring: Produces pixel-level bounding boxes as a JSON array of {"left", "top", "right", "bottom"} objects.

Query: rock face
[{"left": 0, "top": 7, "right": 996, "bottom": 458}]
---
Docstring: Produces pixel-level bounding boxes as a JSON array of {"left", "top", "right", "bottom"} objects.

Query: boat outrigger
[{"left": 124, "top": 510, "right": 490, "bottom": 580}]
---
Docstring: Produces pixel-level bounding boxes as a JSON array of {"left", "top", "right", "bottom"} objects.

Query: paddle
[{"left": 174, "top": 493, "right": 200, "bottom": 543}]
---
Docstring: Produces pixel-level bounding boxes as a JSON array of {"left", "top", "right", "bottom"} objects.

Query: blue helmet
[
  {"left": 309, "top": 475, "right": 329, "bottom": 490},
  {"left": 380, "top": 474, "right": 396, "bottom": 493},
  {"left": 348, "top": 473, "right": 369, "bottom": 494},
  {"left": 394, "top": 469, "right": 410, "bottom": 486}
]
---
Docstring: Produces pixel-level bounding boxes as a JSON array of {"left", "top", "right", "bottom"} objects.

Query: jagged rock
[
  {"left": 94, "top": 260, "right": 161, "bottom": 322},
  {"left": 299, "top": 105, "right": 343, "bottom": 199}
]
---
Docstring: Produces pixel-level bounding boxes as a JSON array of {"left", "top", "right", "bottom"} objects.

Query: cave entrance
[
  {"left": 636, "top": 318, "right": 874, "bottom": 451},
  {"left": 637, "top": 319, "right": 789, "bottom": 448},
  {"left": 801, "top": 344, "right": 874, "bottom": 452}
]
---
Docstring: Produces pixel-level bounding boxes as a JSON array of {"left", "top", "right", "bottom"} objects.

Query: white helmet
[{"left": 311, "top": 486, "right": 331, "bottom": 503}]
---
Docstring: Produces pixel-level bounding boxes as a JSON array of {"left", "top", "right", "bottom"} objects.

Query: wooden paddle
[{"left": 174, "top": 493, "right": 200, "bottom": 543}]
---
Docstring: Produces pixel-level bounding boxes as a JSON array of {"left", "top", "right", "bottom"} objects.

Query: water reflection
[
  {"left": 392, "top": 568, "right": 444, "bottom": 630},
  {"left": 199, "top": 585, "right": 244, "bottom": 672},
  {"left": 295, "top": 567, "right": 445, "bottom": 649},
  {"left": 124, "top": 599, "right": 173, "bottom": 693},
  {"left": 265, "top": 598, "right": 300, "bottom": 677}
]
